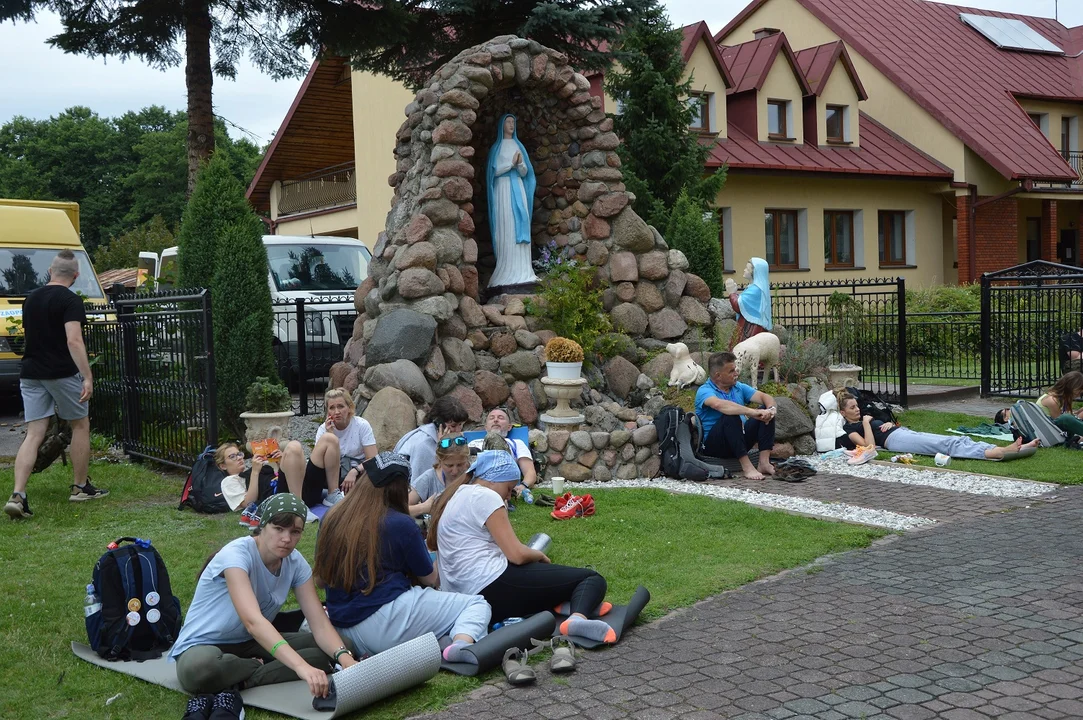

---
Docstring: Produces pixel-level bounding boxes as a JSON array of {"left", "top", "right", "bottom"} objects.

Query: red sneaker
[
  {"left": 554, "top": 492, "right": 575, "bottom": 511},
  {"left": 551, "top": 494, "right": 594, "bottom": 520},
  {"left": 579, "top": 494, "right": 596, "bottom": 517}
]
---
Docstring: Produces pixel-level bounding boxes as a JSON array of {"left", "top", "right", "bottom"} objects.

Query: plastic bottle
[
  {"left": 84, "top": 583, "right": 101, "bottom": 618},
  {"left": 520, "top": 486, "right": 534, "bottom": 505},
  {"left": 492, "top": 617, "right": 524, "bottom": 631}
]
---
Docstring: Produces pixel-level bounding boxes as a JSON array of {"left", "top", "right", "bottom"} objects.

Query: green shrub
[
  {"left": 176, "top": 154, "right": 254, "bottom": 290},
  {"left": 758, "top": 381, "right": 791, "bottom": 398},
  {"left": 525, "top": 262, "right": 613, "bottom": 363},
  {"left": 245, "top": 376, "right": 292, "bottom": 413},
  {"left": 665, "top": 190, "right": 725, "bottom": 297},
  {"left": 777, "top": 337, "right": 832, "bottom": 383}
]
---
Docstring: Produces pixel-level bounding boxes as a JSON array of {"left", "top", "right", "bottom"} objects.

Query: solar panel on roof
[{"left": 960, "top": 13, "right": 1063, "bottom": 55}]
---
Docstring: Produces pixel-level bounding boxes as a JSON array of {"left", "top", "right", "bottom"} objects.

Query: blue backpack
[{"left": 85, "top": 537, "right": 182, "bottom": 661}]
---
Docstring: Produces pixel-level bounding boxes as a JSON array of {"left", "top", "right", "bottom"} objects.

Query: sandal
[
  {"left": 502, "top": 647, "right": 536, "bottom": 686},
  {"left": 548, "top": 637, "right": 577, "bottom": 674},
  {"left": 534, "top": 493, "right": 555, "bottom": 507}
]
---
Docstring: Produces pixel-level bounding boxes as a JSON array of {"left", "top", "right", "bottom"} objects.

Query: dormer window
[
  {"left": 688, "top": 93, "right": 710, "bottom": 132},
  {"left": 826, "top": 105, "right": 847, "bottom": 143},
  {"left": 768, "top": 100, "right": 789, "bottom": 139}
]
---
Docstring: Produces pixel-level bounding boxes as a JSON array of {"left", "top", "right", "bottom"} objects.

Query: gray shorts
[{"left": 20, "top": 374, "right": 89, "bottom": 422}]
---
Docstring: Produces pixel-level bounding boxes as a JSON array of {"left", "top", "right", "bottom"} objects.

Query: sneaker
[
  {"left": 551, "top": 494, "right": 595, "bottom": 520},
  {"left": 847, "top": 445, "right": 878, "bottom": 466},
  {"left": 322, "top": 489, "right": 344, "bottom": 507},
  {"left": 207, "top": 690, "right": 245, "bottom": 720},
  {"left": 3, "top": 493, "right": 32, "bottom": 520},
  {"left": 553, "top": 492, "right": 575, "bottom": 511},
  {"left": 69, "top": 477, "right": 110, "bottom": 502},
  {"left": 238, "top": 502, "right": 258, "bottom": 527},
  {"left": 305, "top": 508, "right": 319, "bottom": 524},
  {"left": 182, "top": 694, "right": 214, "bottom": 720}
]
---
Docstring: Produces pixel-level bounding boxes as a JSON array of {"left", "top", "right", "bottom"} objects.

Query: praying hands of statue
[
  {"left": 513, "top": 151, "right": 522, "bottom": 166},
  {"left": 724, "top": 278, "right": 738, "bottom": 296}
]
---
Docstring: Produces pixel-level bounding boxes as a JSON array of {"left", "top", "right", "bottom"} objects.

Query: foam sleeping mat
[
  {"left": 439, "top": 611, "right": 556, "bottom": 676},
  {"left": 72, "top": 633, "right": 442, "bottom": 719},
  {"left": 553, "top": 585, "right": 651, "bottom": 649}
]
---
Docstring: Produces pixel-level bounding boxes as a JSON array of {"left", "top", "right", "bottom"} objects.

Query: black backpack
[
  {"left": 179, "top": 445, "right": 229, "bottom": 513},
  {"left": 85, "top": 537, "right": 182, "bottom": 661},
  {"left": 653, "top": 405, "right": 725, "bottom": 482},
  {"left": 845, "top": 386, "right": 898, "bottom": 425}
]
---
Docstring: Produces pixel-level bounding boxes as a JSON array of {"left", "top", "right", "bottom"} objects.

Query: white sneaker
[
  {"left": 306, "top": 509, "right": 319, "bottom": 523},
  {"left": 322, "top": 489, "right": 344, "bottom": 507},
  {"left": 847, "top": 446, "right": 878, "bottom": 466}
]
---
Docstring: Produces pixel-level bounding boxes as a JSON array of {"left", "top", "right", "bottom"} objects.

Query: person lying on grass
[
  {"left": 215, "top": 442, "right": 286, "bottom": 528},
  {"left": 408, "top": 434, "right": 471, "bottom": 517},
  {"left": 835, "top": 391, "right": 1037, "bottom": 461},
  {"left": 314, "top": 451, "right": 490, "bottom": 663},
  {"left": 169, "top": 494, "right": 357, "bottom": 698},
  {"left": 280, "top": 388, "right": 377, "bottom": 510},
  {"left": 427, "top": 450, "right": 616, "bottom": 642}
]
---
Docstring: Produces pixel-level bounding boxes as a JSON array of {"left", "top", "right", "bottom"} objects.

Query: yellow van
[{"left": 0, "top": 199, "right": 106, "bottom": 384}]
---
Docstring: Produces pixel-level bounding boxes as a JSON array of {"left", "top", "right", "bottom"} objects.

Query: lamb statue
[
  {"left": 667, "top": 342, "right": 707, "bottom": 388},
  {"left": 732, "top": 332, "right": 782, "bottom": 388}
]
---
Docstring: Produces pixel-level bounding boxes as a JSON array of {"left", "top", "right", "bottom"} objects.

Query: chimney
[{"left": 753, "top": 27, "right": 781, "bottom": 39}]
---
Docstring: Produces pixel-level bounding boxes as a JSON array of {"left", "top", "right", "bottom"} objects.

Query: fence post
[
  {"left": 296, "top": 298, "right": 308, "bottom": 416},
  {"left": 980, "top": 273, "right": 991, "bottom": 396},
  {"left": 118, "top": 298, "right": 140, "bottom": 453},
  {"left": 896, "top": 277, "right": 908, "bottom": 407},
  {"left": 202, "top": 290, "right": 219, "bottom": 447}
]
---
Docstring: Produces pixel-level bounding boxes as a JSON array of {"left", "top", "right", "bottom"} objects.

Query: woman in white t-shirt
[
  {"left": 281, "top": 388, "right": 377, "bottom": 508},
  {"left": 427, "top": 451, "right": 616, "bottom": 644},
  {"left": 170, "top": 494, "right": 357, "bottom": 706}
]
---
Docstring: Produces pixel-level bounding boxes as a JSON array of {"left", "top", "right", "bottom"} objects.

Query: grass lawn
[
  {"left": 0, "top": 461, "right": 885, "bottom": 720},
  {"left": 892, "top": 409, "right": 1081, "bottom": 484}
]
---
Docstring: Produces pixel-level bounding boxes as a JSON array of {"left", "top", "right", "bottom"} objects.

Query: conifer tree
[
  {"left": 665, "top": 190, "right": 725, "bottom": 298},
  {"left": 176, "top": 154, "right": 253, "bottom": 290}
]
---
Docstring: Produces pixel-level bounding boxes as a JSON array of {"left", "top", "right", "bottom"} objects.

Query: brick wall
[
  {"left": 1042, "top": 199, "right": 1058, "bottom": 261},
  {"left": 958, "top": 194, "right": 1019, "bottom": 283}
]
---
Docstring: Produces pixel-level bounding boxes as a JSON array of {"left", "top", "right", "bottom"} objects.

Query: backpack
[
  {"left": 845, "top": 386, "right": 898, "bottom": 425},
  {"left": 85, "top": 537, "right": 182, "bottom": 661},
  {"left": 1009, "top": 400, "right": 1066, "bottom": 447},
  {"left": 179, "top": 445, "right": 230, "bottom": 513},
  {"left": 653, "top": 405, "right": 728, "bottom": 482}
]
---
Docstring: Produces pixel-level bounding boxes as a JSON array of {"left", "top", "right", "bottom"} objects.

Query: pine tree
[
  {"left": 665, "top": 190, "right": 725, "bottom": 298},
  {"left": 176, "top": 153, "right": 254, "bottom": 290},
  {"left": 605, "top": 5, "right": 726, "bottom": 230}
]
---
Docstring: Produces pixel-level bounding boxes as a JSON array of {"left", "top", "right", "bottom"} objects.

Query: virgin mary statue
[{"left": 486, "top": 114, "right": 538, "bottom": 288}]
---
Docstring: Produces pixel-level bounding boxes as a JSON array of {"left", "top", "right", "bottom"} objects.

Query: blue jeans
[{"left": 883, "top": 427, "right": 994, "bottom": 459}]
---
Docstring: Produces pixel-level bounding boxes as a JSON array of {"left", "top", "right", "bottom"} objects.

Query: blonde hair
[
  {"left": 835, "top": 390, "right": 858, "bottom": 411},
  {"left": 214, "top": 442, "right": 240, "bottom": 467},
  {"left": 324, "top": 387, "right": 355, "bottom": 411},
  {"left": 433, "top": 434, "right": 470, "bottom": 469}
]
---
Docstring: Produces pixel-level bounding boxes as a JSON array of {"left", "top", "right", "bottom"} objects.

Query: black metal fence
[
  {"left": 272, "top": 295, "right": 357, "bottom": 416},
  {"left": 981, "top": 261, "right": 1083, "bottom": 398},
  {"left": 84, "top": 289, "right": 217, "bottom": 469}
]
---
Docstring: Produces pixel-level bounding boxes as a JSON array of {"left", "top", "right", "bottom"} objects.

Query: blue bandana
[{"left": 468, "top": 450, "right": 522, "bottom": 483}]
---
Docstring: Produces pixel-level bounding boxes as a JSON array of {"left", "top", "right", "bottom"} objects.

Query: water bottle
[
  {"left": 520, "top": 486, "right": 534, "bottom": 505},
  {"left": 528, "top": 532, "right": 552, "bottom": 553},
  {"left": 492, "top": 617, "right": 524, "bottom": 631},
  {"left": 83, "top": 583, "right": 101, "bottom": 618}
]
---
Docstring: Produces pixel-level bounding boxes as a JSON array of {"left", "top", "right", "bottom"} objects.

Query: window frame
[
  {"left": 824, "top": 210, "right": 855, "bottom": 268},
  {"left": 765, "top": 208, "right": 800, "bottom": 270},
  {"left": 1062, "top": 116, "right": 1073, "bottom": 156},
  {"left": 825, "top": 104, "right": 846, "bottom": 143},
  {"left": 688, "top": 92, "right": 710, "bottom": 132},
  {"left": 767, "top": 100, "right": 788, "bottom": 140},
  {"left": 878, "top": 210, "right": 907, "bottom": 267}
]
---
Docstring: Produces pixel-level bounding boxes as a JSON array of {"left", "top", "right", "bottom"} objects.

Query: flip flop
[
  {"left": 534, "top": 493, "right": 556, "bottom": 507},
  {"left": 502, "top": 647, "right": 536, "bottom": 686}
]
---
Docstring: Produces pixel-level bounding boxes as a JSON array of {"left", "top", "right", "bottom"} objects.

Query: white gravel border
[
  {"left": 560, "top": 478, "right": 936, "bottom": 531},
  {"left": 811, "top": 457, "right": 1052, "bottom": 498}
]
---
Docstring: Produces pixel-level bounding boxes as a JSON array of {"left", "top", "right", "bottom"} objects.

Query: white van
[{"left": 141, "top": 235, "right": 370, "bottom": 381}]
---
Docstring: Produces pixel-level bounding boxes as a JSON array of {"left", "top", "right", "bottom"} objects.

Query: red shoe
[
  {"left": 554, "top": 492, "right": 575, "bottom": 511},
  {"left": 579, "top": 494, "right": 596, "bottom": 517},
  {"left": 551, "top": 494, "right": 594, "bottom": 520}
]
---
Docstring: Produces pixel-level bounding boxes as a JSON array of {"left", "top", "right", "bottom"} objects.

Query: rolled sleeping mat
[
  {"left": 554, "top": 585, "right": 651, "bottom": 649},
  {"left": 440, "top": 611, "right": 557, "bottom": 676},
  {"left": 312, "top": 632, "right": 442, "bottom": 715}
]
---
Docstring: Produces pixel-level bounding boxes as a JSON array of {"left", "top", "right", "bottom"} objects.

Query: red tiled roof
[
  {"left": 680, "top": 22, "right": 734, "bottom": 89},
  {"left": 707, "top": 111, "right": 953, "bottom": 179},
  {"left": 793, "top": 41, "right": 868, "bottom": 100},
  {"left": 717, "top": 0, "right": 1080, "bottom": 182},
  {"left": 719, "top": 33, "right": 812, "bottom": 96}
]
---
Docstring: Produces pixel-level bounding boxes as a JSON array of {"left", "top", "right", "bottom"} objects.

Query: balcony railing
[
  {"left": 1032, "top": 151, "right": 1083, "bottom": 191},
  {"left": 278, "top": 162, "right": 357, "bottom": 216}
]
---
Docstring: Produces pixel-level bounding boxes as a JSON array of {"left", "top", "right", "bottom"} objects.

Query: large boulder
[
  {"left": 773, "top": 397, "right": 814, "bottom": 440},
  {"left": 361, "top": 387, "right": 417, "bottom": 450},
  {"left": 611, "top": 303, "right": 648, "bottom": 335},
  {"left": 603, "top": 356, "right": 640, "bottom": 400},
  {"left": 648, "top": 308, "right": 687, "bottom": 340},
  {"left": 367, "top": 309, "right": 437, "bottom": 366},
  {"left": 500, "top": 351, "right": 542, "bottom": 380},
  {"left": 364, "top": 359, "right": 435, "bottom": 404},
  {"left": 611, "top": 207, "right": 654, "bottom": 253},
  {"left": 474, "top": 370, "right": 511, "bottom": 407},
  {"left": 449, "top": 386, "right": 484, "bottom": 422}
]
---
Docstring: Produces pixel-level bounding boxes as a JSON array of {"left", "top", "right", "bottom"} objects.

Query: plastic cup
[
  {"left": 934, "top": 453, "right": 950, "bottom": 467},
  {"left": 551, "top": 476, "right": 565, "bottom": 495}
]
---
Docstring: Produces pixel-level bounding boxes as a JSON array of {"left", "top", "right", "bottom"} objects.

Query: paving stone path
[{"left": 429, "top": 485, "right": 1083, "bottom": 720}]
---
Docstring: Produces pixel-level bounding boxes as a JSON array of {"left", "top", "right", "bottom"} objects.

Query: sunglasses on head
[{"left": 439, "top": 436, "right": 468, "bottom": 448}]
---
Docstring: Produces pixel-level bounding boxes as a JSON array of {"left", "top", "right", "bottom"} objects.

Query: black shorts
[{"left": 301, "top": 459, "right": 328, "bottom": 508}]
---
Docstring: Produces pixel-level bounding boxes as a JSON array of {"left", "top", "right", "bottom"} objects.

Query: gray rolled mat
[
  {"left": 553, "top": 585, "right": 651, "bottom": 649},
  {"left": 440, "top": 611, "right": 556, "bottom": 676}
]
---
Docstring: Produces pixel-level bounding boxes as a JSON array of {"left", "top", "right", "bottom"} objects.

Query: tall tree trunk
[{"left": 185, "top": 0, "right": 214, "bottom": 196}]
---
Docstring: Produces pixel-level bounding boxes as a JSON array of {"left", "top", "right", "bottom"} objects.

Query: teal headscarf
[
  {"left": 256, "top": 493, "right": 308, "bottom": 529},
  {"left": 737, "top": 257, "right": 773, "bottom": 330}
]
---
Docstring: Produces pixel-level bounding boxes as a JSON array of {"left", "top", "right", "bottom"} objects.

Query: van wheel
[{"left": 273, "top": 342, "right": 295, "bottom": 389}]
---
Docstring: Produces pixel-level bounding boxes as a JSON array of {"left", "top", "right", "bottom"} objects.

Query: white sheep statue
[
  {"left": 733, "top": 332, "right": 782, "bottom": 389},
  {"left": 667, "top": 342, "right": 707, "bottom": 388}
]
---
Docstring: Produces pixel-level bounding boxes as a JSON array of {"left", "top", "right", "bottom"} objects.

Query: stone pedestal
[{"left": 539, "top": 376, "right": 587, "bottom": 426}]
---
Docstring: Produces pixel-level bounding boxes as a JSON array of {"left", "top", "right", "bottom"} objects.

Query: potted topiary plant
[
  {"left": 238, "top": 376, "right": 294, "bottom": 446},
  {"left": 825, "top": 292, "right": 864, "bottom": 388},
  {"left": 545, "top": 337, "right": 584, "bottom": 380}
]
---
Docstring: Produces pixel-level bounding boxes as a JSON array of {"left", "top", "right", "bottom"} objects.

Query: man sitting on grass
[{"left": 694, "top": 351, "right": 776, "bottom": 480}]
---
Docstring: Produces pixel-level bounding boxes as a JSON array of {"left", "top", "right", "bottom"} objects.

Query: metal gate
[
  {"left": 85, "top": 290, "right": 217, "bottom": 468},
  {"left": 981, "top": 260, "right": 1083, "bottom": 398}
]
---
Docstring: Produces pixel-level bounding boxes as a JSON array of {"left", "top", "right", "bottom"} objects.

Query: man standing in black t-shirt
[{"left": 5, "top": 250, "right": 109, "bottom": 520}]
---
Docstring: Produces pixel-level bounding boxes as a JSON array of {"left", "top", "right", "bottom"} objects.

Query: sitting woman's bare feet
[
  {"left": 743, "top": 468, "right": 765, "bottom": 480},
  {"left": 758, "top": 462, "right": 776, "bottom": 476}
]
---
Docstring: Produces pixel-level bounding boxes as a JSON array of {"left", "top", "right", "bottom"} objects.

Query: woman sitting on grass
[
  {"left": 394, "top": 396, "right": 469, "bottom": 481},
  {"left": 170, "top": 494, "right": 357, "bottom": 703},
  {"left": 835, "top": 391, "right": 1036, "bottom": 462},
  {"left": 315, "top": 452, "right": 490, "bottom": 662},
  {"left": 408, "top": 434, "right": 471, "bottom": 517},
  {"left": 427, "top": 450, "right": 615, "bottom": 642},
  {"left": 1036, "top": 371, "right": 1083, "bottom": 437}
]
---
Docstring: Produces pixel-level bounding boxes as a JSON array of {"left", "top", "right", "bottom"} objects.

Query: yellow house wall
[
  {"left": 721, "top": 0, "right": 967, "bottom": 182},
  {"left": 963, "top": 148, "right": 1014, "bottom": 196},
  {"left": 276, "top": 208, "right": 360, "bottom": 238},
  {"left": 817, "top": 61, "right": 860, "bottom": 147},
  {"left": 352, "top": 70, "right": 416, "bottom": 250},
  {"left": 1017, "top": 98, "right": 1083, "bottom": 154},
  {"left": 683, "top": 40, "right": 728, "bottom": 138},
  {"left": 757, "top": 58, "right": 804, "bottom": 143},
  {"left": 716, "top": 174, "right": 947, "bottom": 286}
]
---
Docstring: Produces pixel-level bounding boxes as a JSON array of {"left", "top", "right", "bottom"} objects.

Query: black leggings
[
  {"left": 703, "top": 414, "right": 775, "bottom": 459},
  {"left": 480, "top": 563, "right": 607, "bottom": 625}
]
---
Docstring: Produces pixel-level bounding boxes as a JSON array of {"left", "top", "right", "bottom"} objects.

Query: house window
[
  {"left": 1062, "top": 117, "right": 1073, "bottom": 156},
  {"left": 824, "top": 211, "right": 854, "bottom": 267},
  {"left": 1026, "top": 217, "right": 1041, "bottom": 261},
  {"left": 765, "top": 209, "right": 799, "bottom": 269},
  {"left": 688, "top": 93, "right": 709, "bottom": 131},
  {"left": 1029, "top": 113, "right": 1043, "bottom": 127},
  {"left": 826, "top": 105, "right": 846, "bottom": 143},
  {"left": 878, "top": 210, "right": 907, "bottom": 266},
  {"left": 767, "top": 100, "right": 788, "bottom": 139}
]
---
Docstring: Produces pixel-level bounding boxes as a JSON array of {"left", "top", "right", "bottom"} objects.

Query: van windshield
[
  {"left": 0, "top": 248, "right": 105, "bottom": 299},
  {"left": 266, "top": 243, "right": 371, "bottom": 292}
]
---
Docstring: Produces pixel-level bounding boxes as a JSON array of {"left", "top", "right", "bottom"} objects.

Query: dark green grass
[{"left": 0, "top": 462, "right": 884, "bottom": 719}]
